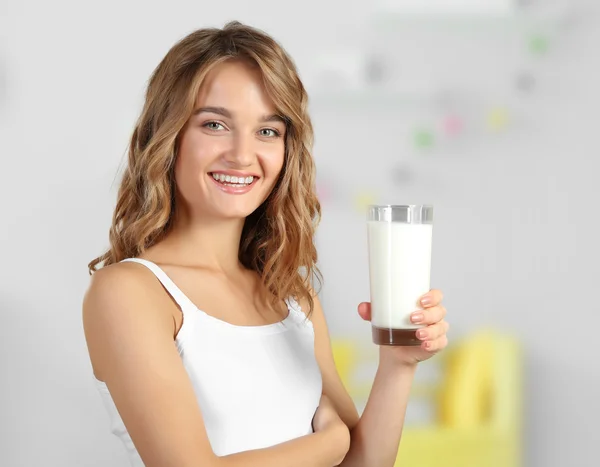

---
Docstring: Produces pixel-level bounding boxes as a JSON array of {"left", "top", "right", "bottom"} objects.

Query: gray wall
[{"left": 1, "top": 1, "right": 598, "bottom": 466}]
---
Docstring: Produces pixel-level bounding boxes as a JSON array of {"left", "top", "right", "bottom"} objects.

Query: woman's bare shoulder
[
  {"left": 82, "top": 261, "right": 174, "bottom": 380},
  {"left": 81, "top": 261, "right": 218, "bottom": 465},
  {"left": 83, "top": 259, "right": 167, "bottom": 311}
]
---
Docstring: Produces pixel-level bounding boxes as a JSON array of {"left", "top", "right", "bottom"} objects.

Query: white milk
[{"left": 367, "top": 221, "right": 433, "bottom": 330}]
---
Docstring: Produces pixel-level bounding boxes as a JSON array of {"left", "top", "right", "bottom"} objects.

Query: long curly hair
[{"left": 88, "top": 21, "right": 322, "bottom": 315}]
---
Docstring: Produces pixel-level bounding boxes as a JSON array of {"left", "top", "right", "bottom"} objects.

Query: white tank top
[{"left": 93, "top": 258, "right": 323, "bottom": 466}]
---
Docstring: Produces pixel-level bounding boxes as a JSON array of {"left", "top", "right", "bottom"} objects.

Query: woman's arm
[
  {"left": 83, "top": 263, "right": 349, "bottom": 467},
  {"left": 221, "top": 397, "right": 349, "bottom": 467},
  {"left": 305, "top": 294, "right": 418, "bottom": 467},
  {"left": 337, "top": 351, "right": 417, "bottom": 466}
]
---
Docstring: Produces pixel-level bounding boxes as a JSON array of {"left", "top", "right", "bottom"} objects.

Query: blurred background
[{"left": 1, "top": 0, "right": 599, "bottom": 466}]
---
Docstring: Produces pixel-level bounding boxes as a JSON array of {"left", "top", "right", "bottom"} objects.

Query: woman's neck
[{"left": 148, "top": 218, "right": 246, "bottom": 274}]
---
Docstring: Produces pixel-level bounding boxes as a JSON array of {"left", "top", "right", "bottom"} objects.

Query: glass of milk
[{"left": 367, "top": 205, "right": 433, "bottom": 346}]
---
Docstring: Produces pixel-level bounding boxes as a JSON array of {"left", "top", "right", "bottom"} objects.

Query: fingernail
[
  {"left": 417, "top": 329, "right": 427, "bottom": 339},
  {"left": 421, "top": 296, "right": 432, "bottom": 307},
  {"left": 411, "top": 313, "right": 424, "bottom": 323}
]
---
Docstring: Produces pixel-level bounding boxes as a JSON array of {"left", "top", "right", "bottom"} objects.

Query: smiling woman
[
  {"left": 175, "top": 60, "right": 288, "bottom": 220},
  {"left": 82, "top": 20, "right": 448, "bottom": 467},
  {"left": 88, "top": 26, "right": 319, "bottom": 309}
]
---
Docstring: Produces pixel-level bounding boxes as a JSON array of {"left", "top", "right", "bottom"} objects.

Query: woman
[{"left": 83, "top": 21, "right": 449, "bottom": 467}]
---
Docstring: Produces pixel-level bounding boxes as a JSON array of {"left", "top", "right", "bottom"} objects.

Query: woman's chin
[{"left": 215, "top": 204, "right": 260, "bottom": 220}]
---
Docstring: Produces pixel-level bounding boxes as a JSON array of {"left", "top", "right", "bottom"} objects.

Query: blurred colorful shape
[
  {"left": 413, "top": 128, "right": 435, "bottom": 149},
  {"left": 442, "top": 115, "right": 464, "bottom": 137},
  {"left": 316, "top": 181, "right": 332, "bottom": 204},
  {"left": 529, "top": 33, "right": 550, "bottom": 55},
  {"left": 486, "top": 107, "right": 510, "bottom": 131},
  {"left": 354, "top": 191, "right": 377, "bottom": 213}
]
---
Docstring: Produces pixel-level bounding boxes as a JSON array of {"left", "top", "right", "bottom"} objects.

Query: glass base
[{"left": 372, "top": 326, "right": 422, "bottom": 346}]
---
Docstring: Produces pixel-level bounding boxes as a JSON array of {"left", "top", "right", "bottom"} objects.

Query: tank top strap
[
  {"left": 284, "top": 296, "right": 303, "bottom": 316},
  {"left": 285, "top": 296, "right": 313, "bottom": 328},
  {"left": 120, "top": 258, "right": 197, "bottom": 313}
]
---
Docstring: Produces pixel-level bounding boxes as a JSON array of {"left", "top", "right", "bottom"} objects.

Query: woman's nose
[{"left": 224, "top": 133, "right": 255, "bottom": 167}]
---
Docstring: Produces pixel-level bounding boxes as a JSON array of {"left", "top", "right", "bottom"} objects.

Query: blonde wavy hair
[{"left": 88, "top": 21, "right": 322, "bottom": 315}]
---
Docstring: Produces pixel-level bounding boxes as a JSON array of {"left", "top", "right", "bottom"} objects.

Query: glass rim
[
  {"left": 367, "top": 204, "right": 433, "bottom": 209},
  {"left": 367, "top": 204, "right": 433, "bottom": 224}
]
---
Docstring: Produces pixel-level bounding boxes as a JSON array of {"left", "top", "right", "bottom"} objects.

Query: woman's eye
[
  {"left": 259, "top": 128, "right": 280, "bottom": 137},
  {"left": 204, "top": 121, "right": 225, "bottom": 131}
]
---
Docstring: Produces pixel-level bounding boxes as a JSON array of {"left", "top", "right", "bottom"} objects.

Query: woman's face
[{"left": 175, "top": 59, "right": 286, "bottom": 221}]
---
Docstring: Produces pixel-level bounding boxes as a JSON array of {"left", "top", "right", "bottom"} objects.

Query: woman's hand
[
  {"left": 312, "top": 394, "right": 350, "bottom": 465},
  {"left": 358, "top": 289, "right": 449, "bottom": 367}
]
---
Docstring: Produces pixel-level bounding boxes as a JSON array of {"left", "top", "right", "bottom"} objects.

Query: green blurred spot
[
  {"left": 414, "top": 129, "right": 435, "bottom": 149},
  {"left": 529, "top": 34, "right": 549, "bottom": 55}
]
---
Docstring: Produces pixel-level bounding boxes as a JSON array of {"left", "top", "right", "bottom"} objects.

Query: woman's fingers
[
  {"left": 416, "top": 320, "right": 450, "bottom": 342},
  {"left": 421, "top": 333, "right": 448, "bottom": 352},
  {"left": 357, "top": 302, "right": 371, "bottom": 321},
  {"left": 419, "top": 289, "right": 444, "bottom": 307},
  {"left": 410, "top": 305, "right": 447, "bottom": 325}
]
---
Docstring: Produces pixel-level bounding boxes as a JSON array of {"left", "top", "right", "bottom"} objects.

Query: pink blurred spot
[
  {"left": 443, "top": 115, "right": 464, "bottom": 136},
  {"left": 316, "top": 183, "right": 331, "bottom": 203}
]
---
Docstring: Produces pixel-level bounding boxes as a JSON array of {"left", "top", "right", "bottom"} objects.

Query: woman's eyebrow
[
  {"left": 193, "top": 106, "right": 231, "bottom": 118},
  {"left": 262, "top": 114, "right": 286, "bottom": 124},
  {"left": 193, "top": 106, "right": 285, "bottom": 124}
]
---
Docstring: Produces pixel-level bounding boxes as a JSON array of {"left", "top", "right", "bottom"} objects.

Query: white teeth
[{"left": 210, "top": 173, "right": 255, "bottom": 186}]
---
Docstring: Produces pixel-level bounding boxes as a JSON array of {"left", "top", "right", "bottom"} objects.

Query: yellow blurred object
[
  {"left": 331, "top": 330, "right": 522, "bottom": 467},
  {"left": 486, "top": 107, "right": 510, "bottom": 131},
  {"left": 354, "top": 192, "right": 377, "bottom": 213},
  {"left": 437, "top": 331, "right": 494, "bottom": 428}
]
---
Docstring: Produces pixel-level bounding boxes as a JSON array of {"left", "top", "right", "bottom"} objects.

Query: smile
[
  {"left": 208, "top": 172, "right": 258, "bottom": 195},
  {"left": 210, "top": 172, "right": 255, "bottom": 186}
]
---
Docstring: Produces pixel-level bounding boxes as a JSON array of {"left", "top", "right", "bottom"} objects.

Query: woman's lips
[{"left": 208, "top": 173, "right": 257, "bottom": 195}]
